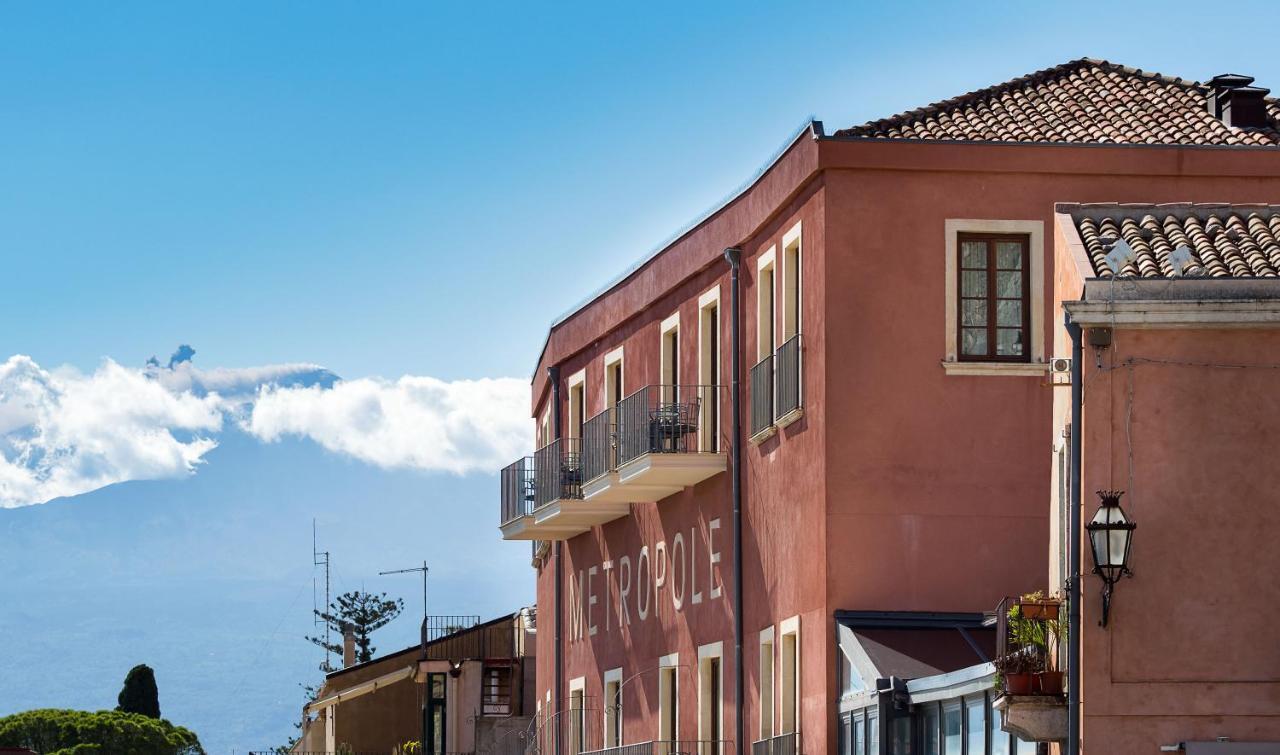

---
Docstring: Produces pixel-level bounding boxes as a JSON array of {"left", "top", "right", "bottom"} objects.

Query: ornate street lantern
[{"left": 1086, "top": 490, "right": 1136, "bottom": 627}]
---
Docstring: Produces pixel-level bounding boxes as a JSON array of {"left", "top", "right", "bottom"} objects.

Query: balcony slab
[
  {"left": 617, "top": 452, "right": 727, "bottom": 490},
  {"left": 582, "top": 471, "right": 682, "bottom": 504},
  {"left": 995, "top": 694, "right": 1067, "bottom": 743}
]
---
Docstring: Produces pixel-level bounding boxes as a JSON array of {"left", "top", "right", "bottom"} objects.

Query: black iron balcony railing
[
  {"left": 534, "top": 437, "right": 583, "bottom": 508},
  {"left": 774, "top": 333, "right": 802, "bottom": 419},
  {"left": 585, "top": 742, "right": 732, "bottom": 755},
  {"left": 616, "top": 385, "right": 723, "bottom": 466},
  {"left": 752, "top": 732, "right": 799, "bottom": 755},
  {"left": 501, "top": 456, "right": 535, "bottom": 525},
  {"left": 582, "top": 409, "right": 616, "bottom": 484},
  {"left": 750, "top": 354, "right": 774, "bottom": 437}
]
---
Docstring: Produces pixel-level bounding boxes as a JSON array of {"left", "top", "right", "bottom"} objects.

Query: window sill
[
  {"left": 941, "top": 361, "right": 1050, "bottom": 377},
  {"left": 774, "top": 407, "right": 804, "bottom": 430},
  {"left": 749, "top": 426, "right": 777, "bottom": 445}
]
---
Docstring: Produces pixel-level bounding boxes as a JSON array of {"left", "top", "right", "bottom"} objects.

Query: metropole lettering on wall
[{"left": 567, "top": 517, "right": 725, "bottom": 642}]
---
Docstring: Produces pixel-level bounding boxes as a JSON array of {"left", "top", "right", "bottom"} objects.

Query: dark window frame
[{"left": 956, "top": 233, "right": 1031, "bottom": 363}]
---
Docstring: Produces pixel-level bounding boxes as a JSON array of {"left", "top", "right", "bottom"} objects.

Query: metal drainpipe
[
  {"left": 549, "top": 365, "right": 563, "bottom": 755},
  {"left": 724, "top": 247, "right": 745, "bottom": 755},
  {"left": 1066, "top": 316, "right": 1083, "bottom": 755}
]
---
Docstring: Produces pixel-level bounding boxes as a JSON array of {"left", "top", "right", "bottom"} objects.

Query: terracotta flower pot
[
  {"left": 1036, "top": 671, "right": 1064, "bottom": 695},
  {"left": 1018, "top": 601, "right": 1060, "bottom": 621},
  {"left": 1004, "top": 672, "right": 1034, "bottom": 696}
]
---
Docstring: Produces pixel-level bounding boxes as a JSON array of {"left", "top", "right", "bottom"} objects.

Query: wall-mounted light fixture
[{"left": 1086, "top": 490, "right": 1136, "bottom": 627}]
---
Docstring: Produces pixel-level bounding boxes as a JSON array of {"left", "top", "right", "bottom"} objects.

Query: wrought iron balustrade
[
  {"left": 616, "top": 385, "right": 723, "bottom": 466},
  {"left": 774, "top": 334, "right": 802, "bottom": 419},
  {"left": 749, "top": 354, "right": 774, "bottom": 437},
  {"left": 500, "top": 457, "right": 535, "bottom": 525},
  {"left": 534, "top": 437, "right": 583, "bottom": 508},
  {"left": 582, "top": 409, "right": 616, "bottom": 484},
  {"left": 752, "top": 732, "right": 799, "bottom": 755}
]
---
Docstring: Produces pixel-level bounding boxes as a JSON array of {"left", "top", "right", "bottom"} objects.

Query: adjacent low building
[{"left": 296, "top": 611, "right": 537, "bottom": 755}]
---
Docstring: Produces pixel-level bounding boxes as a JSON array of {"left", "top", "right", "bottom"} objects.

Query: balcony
[
  {"left": 581, "top": 384, "right": 726, "bottom": 504},
  {"left": 750, "top": 335, "right": 804, "bottom": 442},
  {"left": 993, "top": 594, "right": 1067, "bottom": 743},
  {"left": 499, "top": 438, "right": 630, "bottom": 541},
  {"left": 752, "top": 732, "right": 799, "bottom": 755}
]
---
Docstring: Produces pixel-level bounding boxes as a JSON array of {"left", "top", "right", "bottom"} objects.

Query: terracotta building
[{"left": 497, "top": 59, "right": 1280, "bottom": 755}]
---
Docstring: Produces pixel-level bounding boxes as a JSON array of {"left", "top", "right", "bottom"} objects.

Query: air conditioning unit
[{"left": 1051, "top": 358, "right": 1072, "bottom": 374}]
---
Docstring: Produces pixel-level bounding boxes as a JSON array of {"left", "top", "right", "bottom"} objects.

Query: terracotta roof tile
[
  {"left": 1063, "top": 203, "right": 1280, "bottom": 278},
  {"left": 837, "top": 59, "right": 1280, "bottom": 146}
]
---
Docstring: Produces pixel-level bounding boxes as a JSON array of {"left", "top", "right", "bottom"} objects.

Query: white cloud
[
  {"left": 0, "top": 355, "right": 223, "bottom": 507},
  {"left": 245, "top": 375, "right": 531, "bottom": 474},
  {"left": 0, "top": 352, "right": 532, "bottom": 507}
]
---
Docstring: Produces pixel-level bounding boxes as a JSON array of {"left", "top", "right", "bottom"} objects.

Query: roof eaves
[{"left": 531, "top": 116, "right": 823, "bottom": 383}]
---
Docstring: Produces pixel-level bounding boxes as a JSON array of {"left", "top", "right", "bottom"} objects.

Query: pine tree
[
  {"left": 306, "top": 591, "right": 404, "bottom": 667},
  {"left": 116, "top": 664, "right": 161, "bottom": 719}
]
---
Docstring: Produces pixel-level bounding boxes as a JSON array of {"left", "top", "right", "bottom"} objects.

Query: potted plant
[
  {"left": 1016, "top": 590, "right": 1061, "bottom": 621},
  {"left": 996, "top": 648, "right": 1036, "bottom": 695}
]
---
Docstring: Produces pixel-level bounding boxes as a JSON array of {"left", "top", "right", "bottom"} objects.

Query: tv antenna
[
  {"left": 380, "top": 561, "right": 429, "bottom": 620},
  {"left": 313, "top": 520, "right": 334, "bottom": 673}
]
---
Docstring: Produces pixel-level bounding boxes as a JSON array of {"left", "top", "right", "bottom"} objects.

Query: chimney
[
  {"left": 342, "top": 625, "right": 356, "bottom": 668},
  {"left": 1208, "top": 73, "right": 1271, "bottom": 129}
]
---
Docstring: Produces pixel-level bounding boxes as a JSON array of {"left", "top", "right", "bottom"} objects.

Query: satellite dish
[
  {"left": 1169, "top": 245, "right": 1194, "bottom": 276},
  {"left": 1105, "top": 240, "right": 1136, "bottom": 276}
]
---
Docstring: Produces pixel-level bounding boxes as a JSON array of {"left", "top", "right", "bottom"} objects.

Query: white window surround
[
  {"left": 567, "top": 369, "right": 586, "bottom": 439},
  {"left": 698, "top": 287, "right": 722, "bottom": 453},
  {"left": 781, "top": 221, "right": 802, "bottom": 342},
  {"left": 756, "top": 247, "right": 777, "bottom": 362},
  {"left": 759, "top": 627, "right": 775, "bottom": 740},
  {"left": 697, "top": 642, "right": 725, "bottom": 743},
  {"left": 943, "top": 219, "right": 1049, "bottom": 376},
  {"left": 604, "top": 667, "right": 623, "bottom": 747},
  {"left": 660, "top": 312, "right": 680, "bottom": 400},
  {"left": 779, "top": 615, "right": 800, "bottom": 736},
  {"left": 604, "top": 346, "right": 625, "bottom": 409},
  {"left": 658, "top": 653, "right": 680, "bottom": 742}
]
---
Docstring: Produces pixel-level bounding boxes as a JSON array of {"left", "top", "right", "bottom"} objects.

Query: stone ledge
[{"left": 995, "top": 694, "right": 1067, "bottom": 743}]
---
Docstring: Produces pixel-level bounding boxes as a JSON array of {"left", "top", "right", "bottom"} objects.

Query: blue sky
[{"left": 4, "top": 1, "right": 1280, "bottom": 752}]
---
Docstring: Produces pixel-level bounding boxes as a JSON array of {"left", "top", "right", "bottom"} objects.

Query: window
[
  {"left": 605, "top": 348, "right": 625, "bottom": 414},
  {"left": 965, "top": 696, "right": 985, "bottom": 754},
  {"left": 892, "top": 715, "right": 911, "bottom": 755},
  {"left": 759, "top": 629, "right": 775, "bottom": 740},
  {"left": 867, "top": 710, "right": 879, "bottom": 755},
  {"left": 568, "top": 371, "right": 586, "bottom": 441},
  {"left": 659, "top": 655, "right": 679, "bottom": 742},
  {"left": 539, "top": 407, "right": 551, "bottom": 449},
  {"left": 921, "top": 703, "right": 940, "bottom": 755},
  {"left": 425, "top": 672, "right": 448, "bottom": 755},
  {"left": 604, "top": 668, "right": 622, "bottom": 748},
  {"left": 569, "top": 679, "right": 586, "bottom": 755},
  {"left": 661, "top": 313, "right": 680, "bottom": 404},
  {"left": 942, "top": 701, "right": 962, "bottom": 755},
  {"left": 957, "top": 233, "right": 1030, "bottom": 362},
  {"left": 757, "top": 250, "right": 776, "bottom": 361},
  {"left": 779, "top": 618, "right": 799, "bottom": 735},
  {"left": 852, "top": 711, "right": 865, "bottom": 755},
  {"left": 698, "top": 643, "right": 723, "bottom": 755},
  {"left": 698, "top": 288, "right": 721, "bottom": 452},
  {"left": 990, "top": 703, "right": 1010, "bottom": 755},
  {"left": 781, "top": 222, "right": 801, "bottom": 342},
  {"left": 482, "top": 664, "right": 513, "bottom": 715}
]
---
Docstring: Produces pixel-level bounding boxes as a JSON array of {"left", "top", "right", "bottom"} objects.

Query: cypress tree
[{"left": 116, "top": 664, "right": 161, "bottom": 719}]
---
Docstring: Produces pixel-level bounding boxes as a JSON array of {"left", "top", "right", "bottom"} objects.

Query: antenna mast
[
  {"left": 313, "top": 519, "right": 334, "bottom": 673},
  {"left": 379, "top": 561, "right": 429, "bottom": 620}
]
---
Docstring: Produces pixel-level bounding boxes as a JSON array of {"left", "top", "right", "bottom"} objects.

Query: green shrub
[{"left": 0, "top": 708, "right": 203, "bottom": 755}]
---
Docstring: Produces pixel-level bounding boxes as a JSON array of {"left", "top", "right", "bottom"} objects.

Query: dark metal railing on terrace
[
  {"left": 752, "top": 732, "right": 799, "bottom": 755},
  {"left": 534, "top": 437, "right": 583, "bottom": 508},
  {"left": 750, "top": 354, "right": 774, "bottom": 437},
  {"left": 774, "top": 334, "right": 802, "bottom": 419},
  {"left": 616, "top": 385, "right": 723, "bottom": 466},
  {"left": 501, "top": 457, "right": 535, "bottom": 525},
  {"left": 582, "top": 409, "right": 616, "bottom": 484}
]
